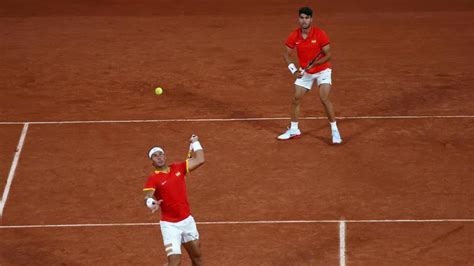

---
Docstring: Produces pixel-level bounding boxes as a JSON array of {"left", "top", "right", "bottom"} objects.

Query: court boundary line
[
  {"left": 0, "top": 115, "right": 473, "bottom": 125},
  {"left": 0, "top": 123, "right": 29, "bottom": 217},
  {"left": 1, "top": 219, "right": 473, "bottom": 229},
  {"left": 339, "top": 221, "right": 346, "bottom": 266}
]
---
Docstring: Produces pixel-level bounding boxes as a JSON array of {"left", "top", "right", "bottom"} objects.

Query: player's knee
[
  {"left": 190, "top": 247, "right": 202, "bottom": 259},
  {"left": 190, "top": 255, "right": 203, "bottom": 266},
  {"left": 167, "top": 255, "right": 181, "bottom": 266},
  {"left": 292, "top": 96, "right": 303, "bottom": 105},
  {"left": 320, "top": 96, "right": 331, "bottom": 106}
]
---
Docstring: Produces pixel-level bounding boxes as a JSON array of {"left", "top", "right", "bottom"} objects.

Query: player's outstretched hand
[{"left": 190, "top": 134, "right": 199, "bottom": 143}]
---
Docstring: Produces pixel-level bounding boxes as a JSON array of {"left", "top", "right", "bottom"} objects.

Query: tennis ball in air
[{"left": 155, "top": 87, "right": 163, "bottom": 95}]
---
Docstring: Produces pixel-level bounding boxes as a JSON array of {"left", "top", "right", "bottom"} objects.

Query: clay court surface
[{"left": 1, "top": 0, "right": 473, "bottom": 265}]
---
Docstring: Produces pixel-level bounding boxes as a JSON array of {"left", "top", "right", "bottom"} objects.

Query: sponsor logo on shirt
[
  {"left": 176, "top": 172, "right": 181, "bottom": 176},
  {"left": 311, "top": 40, "right": 317, "bottom": 43}
]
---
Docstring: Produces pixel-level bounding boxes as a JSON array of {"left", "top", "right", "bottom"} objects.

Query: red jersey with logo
[
  {"left": 285, "top": 27, "right": 331, "bottom": 74},
  {"left": 143, "top": 161, "right": 191, "bottom": 222}
]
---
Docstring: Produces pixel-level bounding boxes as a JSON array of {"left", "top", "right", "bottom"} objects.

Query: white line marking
[
  {"left": 0, "top": 222, "right": 159, "bottom": 229},
  {"left": 339, "top": 219, "right": 474, "bottom": 223},
  {"left": 0, "top": 123, "right": 29, "bottom": 217},
  {"left": 0, "top": 219, "right": 472, "bottom": 229},
  {"left": 0, "top": 115, "right": 473, "bottom": 125},
  {"left": 340, "top": 220, "right": 346, "bottom": 266},
  {"left": 198, "top": 219, "right": 474, "bottom": 224}
]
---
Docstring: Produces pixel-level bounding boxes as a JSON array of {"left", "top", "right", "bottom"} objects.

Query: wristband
[
  {"left": 191, "top": 141, "right": 203, "bottom": 151},
  {"left": 288, "top": 63, "right": 297, "bottom": 74}
]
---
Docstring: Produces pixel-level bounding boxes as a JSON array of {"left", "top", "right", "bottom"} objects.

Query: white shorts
[
  {"left": 160, "top": 215, "right": 200, "bottom": 256},
  {"left": 294, "top": 68, "right": 332, "bottom": 90}
]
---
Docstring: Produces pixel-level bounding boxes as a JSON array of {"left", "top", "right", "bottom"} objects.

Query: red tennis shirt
[
  {"left": 285, "top": 26, "right": 331, "bottom": 74},
  {"left": 143, "top": 161, "right": 191, "bottom": 222}
]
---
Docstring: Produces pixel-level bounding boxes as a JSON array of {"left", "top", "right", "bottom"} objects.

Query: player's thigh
[
  {"left": 181, "top": 216, "right": 200, "bottom": 243},
  {"left": 294, "top": 85, "right": 309, "bottom": 100},
  {"left": 183, "top": 239, "right": 202, "bottom": 259},
  {"left": 319, "top": 84, "right": 332, "bottom": 101},
  {"left": 160, "top": 222, "right": 184, "bottom": 256},
  {"left": 181, "top": 216, "right": 201, "bottom": 258}
]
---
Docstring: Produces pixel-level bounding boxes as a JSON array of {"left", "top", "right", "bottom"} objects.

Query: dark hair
[{"left": 299, "top": 7, "right": 313, "bottom": 17}]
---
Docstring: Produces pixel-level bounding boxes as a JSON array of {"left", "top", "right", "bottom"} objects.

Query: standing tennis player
[
  {"left": 278, "top": 7, "right": 342, "bottom": 144},
  {"left": 143, "top": 135, "right": 205, "bottom": 266}
]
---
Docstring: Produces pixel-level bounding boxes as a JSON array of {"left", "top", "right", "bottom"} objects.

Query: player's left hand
[
  {"left": 151, "top": 199, "right": 163, "bottom": 213},
  {"left": 295, "top": 68, "right": 304, "bottom": 79}
]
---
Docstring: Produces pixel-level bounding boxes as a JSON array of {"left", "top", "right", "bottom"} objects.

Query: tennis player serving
[
  {"left": 143, "top": 134, "right": 205, "bottom": 266},
  {"left": 278, "top": 7, "right": 342, "bottom": 144}
]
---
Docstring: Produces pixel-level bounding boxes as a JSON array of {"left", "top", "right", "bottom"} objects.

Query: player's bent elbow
[
  {"left": 195, "top": 151, "right": 205, "bottom": 165},
  {"left": 195, "top": 156, "right": 205, "bottom": 167},
  {"left": 188, "top": 156, "right": 205, "bottom": 171}
]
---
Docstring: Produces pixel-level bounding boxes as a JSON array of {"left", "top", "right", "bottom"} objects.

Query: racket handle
[{"left": 187, "top": 143, "right": 193, "bottom": 158}]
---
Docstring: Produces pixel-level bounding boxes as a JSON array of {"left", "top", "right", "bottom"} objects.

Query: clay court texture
[{"left": 0, "top": 0, "right": 473, "bottom": 265}]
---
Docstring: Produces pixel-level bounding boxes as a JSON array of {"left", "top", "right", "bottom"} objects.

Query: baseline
[
  {"left": 0, "top": 115, "right": 473, "bottom": 125},
  {"left": 1, "top": 218, "right": 473, "bottom": 229}
]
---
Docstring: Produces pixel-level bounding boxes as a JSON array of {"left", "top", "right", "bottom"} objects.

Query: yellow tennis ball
[{"left": 154, "top": 87, "right": 163, "bottom": 95}]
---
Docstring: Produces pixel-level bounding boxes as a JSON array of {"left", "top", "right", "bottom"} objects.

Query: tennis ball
[
  {"left": 146, "top": 198, "right": 157, "bottom": 209},
  {"left": 154, "top": 87, "right": 163, "bottom": 95}
]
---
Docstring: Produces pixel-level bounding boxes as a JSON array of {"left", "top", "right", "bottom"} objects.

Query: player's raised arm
[{"left": 187, "top": 135, "right": 205, "bottom": 172}]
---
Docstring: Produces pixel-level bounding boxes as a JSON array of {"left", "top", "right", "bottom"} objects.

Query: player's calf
[{"left": 167, "top": 254, "right": 181, "bottom": 266}]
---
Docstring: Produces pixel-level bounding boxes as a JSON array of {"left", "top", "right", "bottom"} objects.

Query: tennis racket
[
  {"left": 301, "top": 50, "right": 324, "bottom": 74},
  {"left": 187, "top": 143, "right": 193, "bottom": 159}
]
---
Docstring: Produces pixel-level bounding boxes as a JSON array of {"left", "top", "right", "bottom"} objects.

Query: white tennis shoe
[
  {"left": 332, "top": 129, "right": 342, "bottom": 144},
  {"left": 277, "top": 128, "right": 301, "bottom": 140}
]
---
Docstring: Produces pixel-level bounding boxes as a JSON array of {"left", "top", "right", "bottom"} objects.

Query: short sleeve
[
  {"left": 143, "top": 175, "right": 157, "bottom": 192},
  {"left": 285, "top": 31, "right": 298, "bottom": 49},
  {"left": 318, "top": 30, "right": 330, "bottom": 48}
]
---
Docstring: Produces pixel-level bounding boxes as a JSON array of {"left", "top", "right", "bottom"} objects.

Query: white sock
[
  {"left": 290, "top": 121, "right": 299, "bottom": 130},
  {"left": 330, "top": 121, "right": 338, "bottom": 131}
]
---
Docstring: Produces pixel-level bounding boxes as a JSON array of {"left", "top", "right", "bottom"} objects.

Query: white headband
[{"left": 148, "top": 147, "right": 164, "bottom": 159}]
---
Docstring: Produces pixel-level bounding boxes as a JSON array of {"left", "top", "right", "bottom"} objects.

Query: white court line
[
  {"left": 0, "top": 219, "right": 473, "bottom": 229},
  {"left": 0, "top": 115, "right": 473, "bottom": 125},
  {"left": 339, "top": 221, "right": 346, "bottom": 266},
  {"left": 0, "top": 123, "right": 29, "bottom": 217}
]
